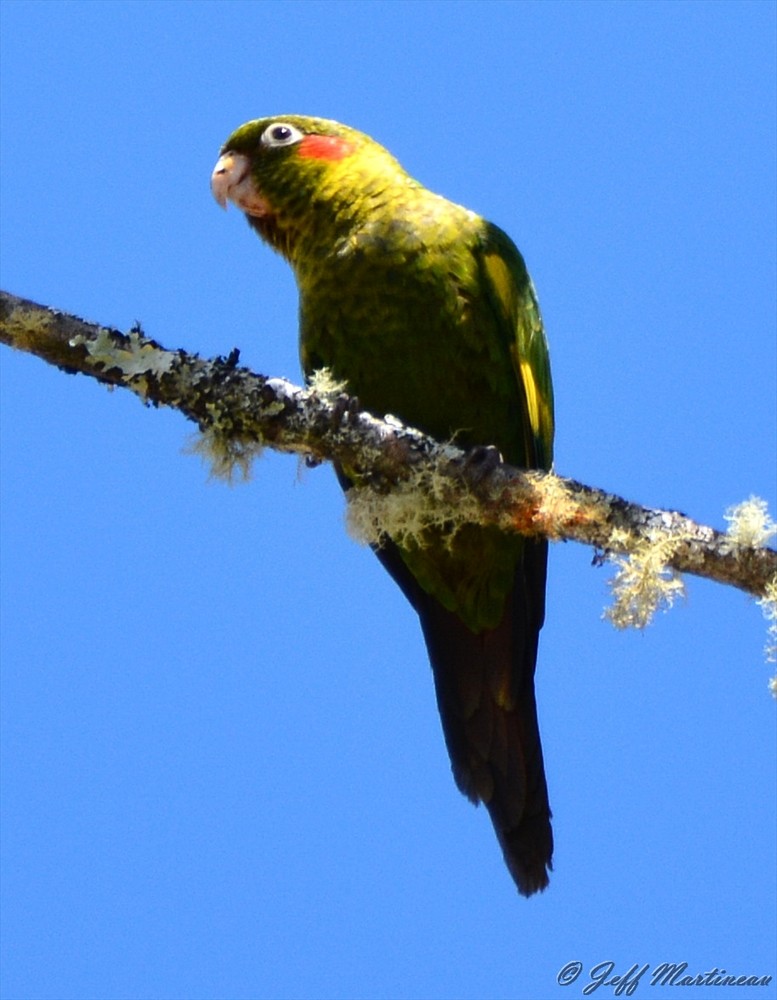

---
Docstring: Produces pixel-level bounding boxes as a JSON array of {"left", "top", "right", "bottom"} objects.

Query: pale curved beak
[
  {"left": 210, "top": 152, "right": 269, "bottom": 217},
  {"left": 211, "top": 152, "right": 246, "bottom": 209}
]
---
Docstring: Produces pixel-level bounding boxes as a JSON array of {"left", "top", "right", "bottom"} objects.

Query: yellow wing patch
[
  {"left": 483, "top": 251, "right": 517, "bottom": 316},
  {"left": 517, "top": 355, "right": 543, "bottom": 443},
  {"left": 483, "top": 250, "right": 548, "bottom": 452}
]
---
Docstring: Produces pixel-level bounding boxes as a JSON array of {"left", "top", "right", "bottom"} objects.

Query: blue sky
[{"left": 1, "top": 2, "right": 775, "bottom": 998}]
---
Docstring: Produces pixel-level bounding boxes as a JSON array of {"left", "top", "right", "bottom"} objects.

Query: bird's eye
[{"left": 261, "top": 122, "right": 304, "bottom": 148}]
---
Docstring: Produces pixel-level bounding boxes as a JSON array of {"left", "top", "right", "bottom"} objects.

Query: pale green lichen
[
  {"left": 6, "top": 303, "right": 53, "bottom": 344},
  {"left": 188, "top": 427, "right": 264, "bottom": 484},
  {"left": 755, "top": 575, "right": 777, "bottom": 693},
  {"left": 724, "top": 496, "right": 777, "bottom": 548},
  {"left": 186, "top": 368, "right": 345, "bottom": 486},
  {"left": 604, "top": 531, "right": 685, "bottom": 630},
  {"left": 528, "top": 471, "right": 577, "bottom": 542},
  {"left": 345, "top": 464, "right": 480, "bottom": 550},
  {"left": 725, "top": 498, "right": 777, "bottom": 681},
  {"left": 71, "top": 329, "right": 174, "bottom": 379},
  {"left": 308, "top": 366, "right": 348, "bottom": 397}
]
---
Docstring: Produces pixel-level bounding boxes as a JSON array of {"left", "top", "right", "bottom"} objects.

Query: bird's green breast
[
  {"left": 296, "top": 196, "right": 525, "bottom": 463},
  {"left": 294, "top": 192, "right": 530, "bottom": 632}
]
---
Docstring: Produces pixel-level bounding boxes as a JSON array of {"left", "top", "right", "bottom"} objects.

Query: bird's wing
[{"left": 478, "top": 223, "right": 554, "bottom": 471}]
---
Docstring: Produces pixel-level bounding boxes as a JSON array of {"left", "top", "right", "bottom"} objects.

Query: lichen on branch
[{"left": 2, "top": 289, "right": 776, "bottom": 679}]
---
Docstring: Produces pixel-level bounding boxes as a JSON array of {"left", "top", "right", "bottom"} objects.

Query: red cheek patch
[{"left": 298, "top": 134, "right": 355, "bottom": 161}]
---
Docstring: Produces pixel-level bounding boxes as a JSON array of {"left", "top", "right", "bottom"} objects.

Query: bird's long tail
[{"left": 374, "top": 537, "right": 553, "bottom": 896}]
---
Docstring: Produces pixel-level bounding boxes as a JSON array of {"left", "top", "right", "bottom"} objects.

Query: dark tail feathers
[{"left": 375, "top": 536, "right": 553, "bottom": 896}]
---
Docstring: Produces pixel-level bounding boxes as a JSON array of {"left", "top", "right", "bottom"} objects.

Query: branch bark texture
[{"left": 2, "top": 290, "right": 775, "bottom": 615}]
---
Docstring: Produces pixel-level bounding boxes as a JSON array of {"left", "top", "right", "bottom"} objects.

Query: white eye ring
[{"left": 261, "top": 122, "right": 304, "bottom": 148}]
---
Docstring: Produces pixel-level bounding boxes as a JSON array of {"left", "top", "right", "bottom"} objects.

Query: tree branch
[{"left": 2, "top": 290, "right": 775, "bottom": 641}]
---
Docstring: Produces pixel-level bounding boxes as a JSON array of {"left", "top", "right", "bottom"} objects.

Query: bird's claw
[
  {"left": 456, "top": 444, "right": 503, "bottom": 487},
  {"left": 330, "top": 392, "right": 361, "bottom": 427}
]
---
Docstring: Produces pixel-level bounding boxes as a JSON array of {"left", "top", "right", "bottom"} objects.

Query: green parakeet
[{"left": 211, "top": 116, "right": 555, "bottom": 895}]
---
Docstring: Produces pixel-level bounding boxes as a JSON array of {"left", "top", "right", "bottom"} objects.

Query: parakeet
[{"left": 211, "top": 116, "right": 555, "bottom": 895}]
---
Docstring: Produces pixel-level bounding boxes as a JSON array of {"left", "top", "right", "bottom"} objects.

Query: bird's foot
[
  {"left": 456, "top": 444, "right": 503, "bottom": 487},
  {"left": 330, "top": 392, "right": 361, "bottom": 427}
]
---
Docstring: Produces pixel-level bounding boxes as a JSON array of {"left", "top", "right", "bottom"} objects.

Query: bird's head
[{"left": 211, "top": 115, "right": 409, "bottom": 262}]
